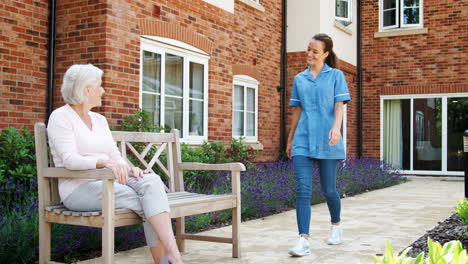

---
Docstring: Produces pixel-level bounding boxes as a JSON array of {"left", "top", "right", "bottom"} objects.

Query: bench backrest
[
  {"left": 111, "top": 130, "right": 183, "bottom": 192},
  {"left": 35, "top": 123, "right": 61, "bottom": 205},
  {"left": 34, "top": 123, "right": 185, "bottom": 206}
]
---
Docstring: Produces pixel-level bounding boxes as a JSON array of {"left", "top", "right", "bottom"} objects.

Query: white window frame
[
  {"left": 379, "top": 0, "right": 423, "bottom": 30},
  {"left": 335, "top": 0, "right": 352, "bottom": 24},
  {"left": 140, "top": 37, "right": 209, "bottom": 144},
  {"left": 232, "top": 75, "right": 259, "bottom": 143},
  {"left": 380, "top": 93, "right": 468, "bottom": 176}
]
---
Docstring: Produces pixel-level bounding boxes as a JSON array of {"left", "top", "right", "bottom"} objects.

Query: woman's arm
[
  {"left": 286, "top": 106, "right": 302, "bottom": 158},
  {"left": 329, "top": 101, "right": 344, "bottom": 146}
]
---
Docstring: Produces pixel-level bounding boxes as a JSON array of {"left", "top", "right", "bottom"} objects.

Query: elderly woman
[{"left": 47, "top": 64, "right": 183, "bottom": 264}]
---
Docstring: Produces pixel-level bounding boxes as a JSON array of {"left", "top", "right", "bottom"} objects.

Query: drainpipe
[
  {"left": 278, "top": 0, "right": 287, "bottom": 155},
  {"left": 46, "top": 0, "right": 56, "bottom": 122},
  {"left": 357, "top": 0, "right": 363, "bottom": 158}
]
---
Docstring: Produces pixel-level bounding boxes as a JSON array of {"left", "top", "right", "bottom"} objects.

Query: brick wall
[
  {"left": 361, "top": 0, "right": 468, "bottom": 159},
  {"left": 286, "top": 51, "right": 358, "bottom": 157},
  {"left": 3, "top": 0, "right": 283, "bottom": 161},
  {"left": 0, "top": 0, "right": 49, "bottom": 130}
]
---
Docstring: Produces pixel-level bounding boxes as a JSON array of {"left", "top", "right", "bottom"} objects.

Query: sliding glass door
[
  {"left": 447, "top": 97, "right": 468, "bottom": 171},
  {"left": 382, "top": 95, "right": 467, "bottom": 174},
  {"left": 413, "top": 98, "right": 442, "bottom": 171}
]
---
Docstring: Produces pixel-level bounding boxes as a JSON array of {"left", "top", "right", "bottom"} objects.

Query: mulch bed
[{"left": 405, "top": 214, "right": 468, "bottom": 257}]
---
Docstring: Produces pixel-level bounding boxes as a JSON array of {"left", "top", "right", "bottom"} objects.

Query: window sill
[
  {"left": 334, "top": 21, "right": 353, "bottom": 35},
  {"left": 180, "top": 139, "right": 207, "bottom": 146},
  {"left": 245, "top": 142, "right": 264, "bottom": 150},
  {"left": 374, "top": 27, "right": 428, "bottom": 38},
  {"left": 237, "top": 0, "right": 265, "bottom": 12}
]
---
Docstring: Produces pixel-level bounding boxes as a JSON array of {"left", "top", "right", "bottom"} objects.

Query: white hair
[{"left": 61, "top": 64, "right": 103, "bottom": 105}]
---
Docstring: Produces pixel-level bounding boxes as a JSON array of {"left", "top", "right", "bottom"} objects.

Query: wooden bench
[{"left": 34, "top": 122, "right": 245, "bottom": 264}]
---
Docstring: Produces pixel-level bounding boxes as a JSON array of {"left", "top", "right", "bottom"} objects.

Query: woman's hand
[
  {"left": 328, "top": 126, "right": 341, "bottom": 146},
  {"left": 128, "top": 166, "right": 148, "bottom": 179},
  {"left": 103, "top": 160, "right": 128, "bottom": 184},
  {"left": 286, "top": 142, "right": 292, "bottom": 159},
  {"left": 98, "top": 160, "right": 129, "bottom": 184}
]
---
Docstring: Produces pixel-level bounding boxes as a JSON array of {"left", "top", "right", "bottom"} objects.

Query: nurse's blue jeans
[{"left": 293, "top": 155, "right": 341, "bottom": 235}]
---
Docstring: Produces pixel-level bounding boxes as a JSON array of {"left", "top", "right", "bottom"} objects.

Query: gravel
[{"left": 404, "top": 214, "right": 468, "bottom": 257}]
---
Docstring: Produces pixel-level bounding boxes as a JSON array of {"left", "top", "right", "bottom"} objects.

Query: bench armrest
[
  {"left": 179, "top": 162, "right": 246, "bottom": 172},
  {"left": 41, "top": 168, "right": 115, "bottom": 180}
]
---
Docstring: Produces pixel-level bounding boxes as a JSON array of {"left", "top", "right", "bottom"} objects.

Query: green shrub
[
  {"left": 365, "top": 238, "right": 468, "bottom": 264},
  {"left": 0, "top": 127, "right": 37, "bottom": 211},
  {"left": 456, "top": 199, "right": 468, "bottom": 226},
  {"left": 119, "top": 109, "right": 162, "bottom": 132},
  {"left": 0, "top": 127, "right": 36, "bottom": 183}
]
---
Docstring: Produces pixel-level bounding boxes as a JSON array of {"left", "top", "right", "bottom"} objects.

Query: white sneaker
[
  {"left": 327, "top": 225, "right": 343, "bottom": 245},
  {"left": 288, "top": 237, "right": 311, "bottom": 257}
]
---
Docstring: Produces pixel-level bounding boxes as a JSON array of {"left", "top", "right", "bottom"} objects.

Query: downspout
[
  {"left": 279, "top": 0, "right": 287, "bottom": 155},
  {"left": 46, "top": 0, "right": 56, "bottom": 122},
  {"left": 357, "top": 0, "right": 363, "bottom": 158}
]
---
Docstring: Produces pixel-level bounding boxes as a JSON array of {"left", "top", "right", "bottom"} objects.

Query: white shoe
[
  {"left": 288, "top": 237, "right": 311, "bottom": 257},
  {"left": 327, "top": 225, "right": 343, "bottom": 245}
]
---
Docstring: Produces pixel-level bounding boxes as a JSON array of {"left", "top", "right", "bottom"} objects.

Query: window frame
[
  {"left": 380, "top": 93, "right": 468, "bottom": 176},
  {"left": 379, "top": 0, "right": 423, "bottom": 31},
  {"left": 232, "top": 75, "right": 259, "bottom": 143},
  {"left": 335, "top": 0, "right": 352, "bottom": 24},
  {"left": 140, "top": 37, "right": 209, "bottom": 144}
]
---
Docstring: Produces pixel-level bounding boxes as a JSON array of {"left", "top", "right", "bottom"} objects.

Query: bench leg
[
  {"left": 232, "top": 207, "right": 241, "bottom": 258},
  {"left": 102, "top": 221, "right": 114, "bottom": 264},
  {"left": 102, "top": 179, "right": 114, "bottom": 264},
  {"left": 38, "top": 218, "right": 51, "bottom": 264},
  {"left": 176, "top": 217, "right": 185, "bottom": 252}
]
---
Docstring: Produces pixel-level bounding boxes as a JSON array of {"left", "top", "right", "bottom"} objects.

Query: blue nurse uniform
[{"left": 289, "top": 64, "right": 351, "bottom": 160}]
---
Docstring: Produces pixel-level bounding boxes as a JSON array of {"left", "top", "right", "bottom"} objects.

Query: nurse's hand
[
  {"left": 328, "top": 127, "right": 341, "bottom": 146},
  {"left": 286, "top": 142, "right": 292, "bottom": 159}
]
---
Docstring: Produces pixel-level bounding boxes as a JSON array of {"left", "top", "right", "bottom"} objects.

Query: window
[
  {"left": 381, "top": 94, "right": 468, "bottom": 175},
  {"left": 380, "top": 0, "right": 423, "bottom": 30},
  {"left": 232, "top": 75, "right": 259, "bottom": 142},
  {"left": 140, "top": 37, "right": 209, "bottom": 143},
  {"left": 336, "top": 0, "right": 352, "bottom": 25}
]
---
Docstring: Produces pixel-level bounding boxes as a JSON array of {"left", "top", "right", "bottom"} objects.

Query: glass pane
[
  {"left": 247, "top": 88, "right": 255, "bottom": 112},
  {"left": 233, "top": 85, "right": 244, "bottom": 111},
  {"left": 164, "top": 97, "right": 183, "bottom": 136},
  {"left": 142, "top": 93, "right": 160, "bottom": 129},
  {"left": 189, "top": 100, "right": 204, "bottom": 136},
  {"left": 384, "top": 0, "right": 396, "bottom": 9},
  {"left": 383, "top": 99, "right": 410, "bottom": 170},
  {"left": 190, "top": 62, "right": 204, "bottom": 99},
  {"left": 142, "top": 51, "right": 161, "bottom": 93},
  {"left": 335, "top": 0, "right": 348, "bottom": 18},
  {"left": 383, "top": 9, "right": 397, "bottom": 27},
  {"left": 403, "top": 8, "right": 419, "bottom": 25},
  {"left": 404, "top": 0, "right": 419, "bottom": 7},
  {"left": 233, "top": 111, "right": 244, "bottom": 136},
  {"left": 165, "top": 54, "right": 183, "bottom": 97},
  {"left": 247, "top": 113, "right": 255, "bottom": 137},
  {"left": 336, "top": 0, "right": 348, "bottom": 18},
  {"left": 413, "top": 98, "right": 442, "bottom": 171},
  {"left": 447, "top": 97, "right": 468, "bottom": 171}
]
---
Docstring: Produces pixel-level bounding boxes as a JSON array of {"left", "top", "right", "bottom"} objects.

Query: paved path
[{"left": 79, "top": 177, "right": 463, "bottom": 264}]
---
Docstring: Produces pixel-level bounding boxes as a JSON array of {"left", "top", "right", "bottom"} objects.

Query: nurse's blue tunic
[{"left": 289, "top": 64, "right": 351, "bottom": 160}]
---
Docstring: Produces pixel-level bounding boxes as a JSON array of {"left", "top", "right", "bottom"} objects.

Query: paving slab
[{"left": 79, "top": 177, "right": 463, "bottom": 264}]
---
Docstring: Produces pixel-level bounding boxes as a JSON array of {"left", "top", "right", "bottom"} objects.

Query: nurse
[{"left": 286, "top": 33, "right": 351, "bottom": 257}]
